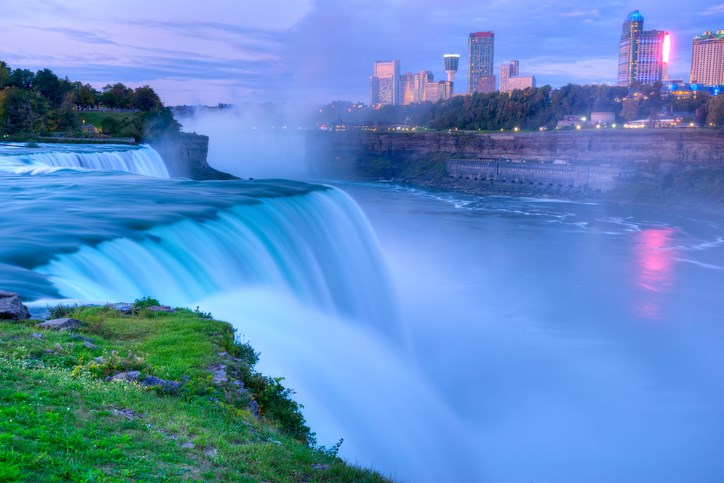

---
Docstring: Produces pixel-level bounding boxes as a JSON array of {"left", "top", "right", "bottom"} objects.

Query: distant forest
[
  {"left": 316, "top": 83, "right": 724, "bottom": 131},
  {"left": 0, "top": 61, "right": 179, "bottom": 140}
]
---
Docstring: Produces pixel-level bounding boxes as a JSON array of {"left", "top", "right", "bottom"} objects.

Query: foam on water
[{"left": 0, "top": 143, "right": 169, "bottom": 177}]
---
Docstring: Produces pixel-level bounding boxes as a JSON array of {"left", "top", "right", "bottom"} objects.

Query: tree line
[
  {"left": 0, "top": 61, "right": 175, "bottom": 139},
  {"left": 317, "top": 83, "right": 723, "bottom": 131}
]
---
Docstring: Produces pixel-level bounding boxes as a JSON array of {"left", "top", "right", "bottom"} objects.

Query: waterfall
[
  {"left": 36, "top": 188, "right": 397, "bottom": 337},
  {"left": 0, "top": 143, "right": 169, "bottom": 177}
]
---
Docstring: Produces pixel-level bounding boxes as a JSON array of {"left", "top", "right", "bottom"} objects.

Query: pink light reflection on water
[{"left": 634, "top": 228, "right": 677, "bottom": 320}]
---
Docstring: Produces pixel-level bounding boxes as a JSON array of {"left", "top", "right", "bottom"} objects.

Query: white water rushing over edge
[
  {"left": 32, "top": 186, "right": 473, "bottom": 479},
  {"left": 0, "top": 143, "right": 169, "bottom": 177}
]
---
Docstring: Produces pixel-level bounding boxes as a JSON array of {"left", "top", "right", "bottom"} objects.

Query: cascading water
[
  {"left": 37, "top": 188, "right": 397, "bottom": 337},
  {"left": 0, "top": 157, "right": 472, "bottom": 479},
  {"left": 0, "top": 143, "right": 169, "bottom": 177}
]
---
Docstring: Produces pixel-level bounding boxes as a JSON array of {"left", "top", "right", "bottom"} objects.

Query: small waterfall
[
  {"left": 0, "top": 143, "right": 169, "bottom": 177},
  {"left": 36, "top": 187, "right": 397, "bottom": 337}
]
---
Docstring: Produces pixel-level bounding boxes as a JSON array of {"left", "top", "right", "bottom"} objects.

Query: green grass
[
  {"left": 77, "top": 111, "right": 143, "bottom": 127},
  {"left": 0, "top": 305, "right": 387, "bottom": 482}
]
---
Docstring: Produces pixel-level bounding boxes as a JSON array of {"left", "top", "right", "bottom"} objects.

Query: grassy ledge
[{"left": 0, "top": 300, "right": 387, "bottom": 482}]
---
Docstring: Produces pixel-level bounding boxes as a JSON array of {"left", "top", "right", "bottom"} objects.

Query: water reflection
[{"left": 635, "top": 228, "right": 677, "bottom": 319}]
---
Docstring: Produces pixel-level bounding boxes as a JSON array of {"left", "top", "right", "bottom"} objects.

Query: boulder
[
  {"left": 110, "top": 371, "right": 140, "bottom": 382},
  {"left": 141, "top": 375, "right": 179, "bottom": 391},
  {"left": 111, "top": 303, "right": 134, "bottom": 314},
  {"left": 36, "top": 318, "right": 82, "bottom": 330},
  {"left": 0, "top": 291, "right": 30, "bottom": 320}
]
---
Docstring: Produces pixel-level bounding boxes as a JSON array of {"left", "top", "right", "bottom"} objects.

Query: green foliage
[
  {"left": 82, "top": 350, "right": 152, "bottom": 379},
  {"left": 706, "top": 95, "right": 724, "bottom": 127},
  {"left": 0, "top": 61, "right": 176, "bottom": 140},
  {"left": 0, "top": 303, "right": 387, "bottom": 481},
  {"left": 133, "top": 296, "right": 161, "bottom": 310},
  {"left": 0, "top": 86, "right": 49, "bottom": 134},
  {"left": 46, "top": 303, "right": 79, "bottom": 319},
  {"left": 245, "top": 373, "right": 314, "bottom": 445},
  {"left": 193, "top": 305, "right": 214, "bottom": 319},
  {"left": 143, "top": 108, "right": 182, "bottom": 140}
]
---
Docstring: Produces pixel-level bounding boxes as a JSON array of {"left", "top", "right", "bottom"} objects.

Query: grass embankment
[
  {"left": 76, "top": 111, "right": 142, "bottom": 127},
  {"left": 0, "top": 302, "right": 386, "bottom": 482}
]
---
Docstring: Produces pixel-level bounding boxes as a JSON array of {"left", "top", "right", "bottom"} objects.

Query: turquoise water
[{"left": 2, "top": 142, "right": 724, "bottom": 481}]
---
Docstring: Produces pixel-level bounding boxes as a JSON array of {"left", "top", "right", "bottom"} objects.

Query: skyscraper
[
  {"left": 468, "top": 32, "right": 495, "bottom": 94},
  {"left": 500, "top": 60, "right": 535, "bottom": 92},
  {"left": 500, "top": 60, "right": 519, "bottom": 92},
  {"left": 690, "top": 30, "right": 724, "bottom": 85},
  {"left": 400, "top": 71, "right": 433, "bottom": 105},
  {"left": 617, "top": 11, "right": 670, "bottom": 86},
  {"left": 370, "top": 60, "right": 400, "bottom": 107}
]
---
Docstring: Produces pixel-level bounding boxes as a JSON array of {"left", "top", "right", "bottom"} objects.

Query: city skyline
[{"left": 0, "top": 0, "right": 722, "bottom": 105}]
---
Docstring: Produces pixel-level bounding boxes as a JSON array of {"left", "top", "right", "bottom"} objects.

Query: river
[{"left": 1, "top": 141, "right": 723, "bottom": 482}]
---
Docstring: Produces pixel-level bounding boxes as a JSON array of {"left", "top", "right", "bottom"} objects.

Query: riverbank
[
  {"left": 0, "top": 297, "right": 386, "bottom": 482},
  {"left": 307, "top": 129, "right": 724, "bottom": 211}
]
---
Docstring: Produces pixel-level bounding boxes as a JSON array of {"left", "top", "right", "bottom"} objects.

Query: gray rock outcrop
[
  {"left": 0, "top": 291, "right": 30, "bottom": 320},
  {"left": 36, "top": 318, "right": 83, "bottom": 330}
]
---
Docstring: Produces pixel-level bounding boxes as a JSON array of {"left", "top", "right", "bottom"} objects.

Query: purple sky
[{"left": 1, "top": 0, "right": 722, "bottom": 105}]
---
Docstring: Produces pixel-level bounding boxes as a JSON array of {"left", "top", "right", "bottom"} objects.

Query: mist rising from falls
[
  {"left": 0, "top": 143, "right": 169, "bottom": 177},
  {"left": 176, "top": 107, "right": 308, "bottom": 179}
]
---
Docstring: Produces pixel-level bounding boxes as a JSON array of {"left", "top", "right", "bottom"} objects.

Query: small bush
[
  {"left": 133, "top": 297, "right": 160, "bottom": 311},
  {"left": 47, "top": 303, "right": 79, "bottom": 319}
]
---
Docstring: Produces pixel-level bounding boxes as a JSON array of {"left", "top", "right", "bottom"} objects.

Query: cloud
[
  {"left": 701, "top": 4, "right": 724, "bottom": 15},
  {"left": 561, "top": 9, "right": 600, "bottom": 18},
  {"left": 25, "top": 26, "right": 118, "bottom": 45}
]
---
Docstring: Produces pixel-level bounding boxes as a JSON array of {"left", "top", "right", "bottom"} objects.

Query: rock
[
  {"left": 0, "top": 291, "right": 30, "bottom": 321},
  {"left": 111, "top": 408, "right": 140, "bottom": 421},
  {"left": 181, "top": 442, "right": 195, "bottom": 449},
  {"left": 209, "top": 363, "right": 227, "bottom": 384},
  {"left": 147, "top": 305, "right": 174, "bottom": 313},
  {"left": 83, "top": 341, "right": 97, "bottom": 349},
  {"left": 203, "top": 447, "right": 218, "bottom": 458},
  {"left": 36, "top": 318, "right": 82, "bottom": 330},
  {"left": 312, "top": 464, "right": 330, "bottom": 471},
  {"left": 232, "top": 379, "right": 247, "bottom": 395},
  {"left": 93, "top": 356, "right": 105, "bottom": 364},
  {"left": 54, "top": 343, "right": 64, "bottom": 352},
  {"left": 248, "top": 400, "right": 259, "bottom": 416},
  {"left": 110, "top": 371, "right": 140, "bottom": 382},
  {"left": 141, "top": 375, "right": 179, "bottom": 391},
  {"left": 111, "top": 303, "right": 133, "bottom": 314},
  {"left": 29, "top": 333, "right": 44, "bottom": 339}
]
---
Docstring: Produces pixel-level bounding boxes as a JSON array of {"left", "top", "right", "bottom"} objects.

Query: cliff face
[
  {"left": 308, "top": 130, "right": 724, "bottom": 169},
  {"left": 306, "top": 129, "right": 724, "bottom": 206},
  {"left": 150, "top": 132, "right": 236, "bottom": 180}
]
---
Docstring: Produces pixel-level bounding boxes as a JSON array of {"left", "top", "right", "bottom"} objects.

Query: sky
[{"left": 1, "top": 0, "right": 722, "bottom": 105}]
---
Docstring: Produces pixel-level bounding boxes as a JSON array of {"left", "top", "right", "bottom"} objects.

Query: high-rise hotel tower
[
  {"left": 617, "top": 10, "right": 670, "bottom": 86},
  {"left": 370, "top": 60, "right": 400, "bottom": 107},
  {"left": 468, "top": 32, "right": 495, "bottom": 94},
  {"left": 690, "top": 31, "right": 724, "bottom": 86}
]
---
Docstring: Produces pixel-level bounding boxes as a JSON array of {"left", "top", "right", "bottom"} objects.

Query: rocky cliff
[
  {"left": 307, "top": 129, "right": 724, "bottom": 207},
  {"left": 309, "top": 129, "right": 724, "bottom": 169},
  {"left": 150, "top": 132, "right": 236, "bottom": 180}
]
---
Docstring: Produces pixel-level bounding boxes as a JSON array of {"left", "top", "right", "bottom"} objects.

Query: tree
[
  {"left": 0, "top": 61, "right": 11, "bottom": 89},
  {"left": 33, "top": 68, "right": 66, "bottom": 108},
  {"left": 9, "top": 68, "right": 35, "bottom": 89},
  {"left": 73, "top": 82, "right": 98, "bottom": 109},
  {"left": 99, "top": 83, "right": 133, "bottom": 109},
  {"left": 0, "top": 86, "right": 48, "bottom": 133},
  {"left": 132, "top": 85, "right": 163, "bottom": 111},
  {"left": 705, "top": 95, "right": 724, "bottom": 128}
]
